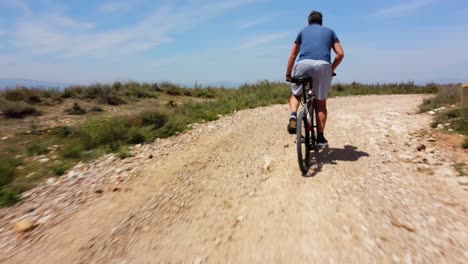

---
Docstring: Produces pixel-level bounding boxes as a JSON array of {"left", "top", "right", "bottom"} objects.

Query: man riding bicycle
[{"left": 286, "top": 10, "right": 344, "bottom": 148}]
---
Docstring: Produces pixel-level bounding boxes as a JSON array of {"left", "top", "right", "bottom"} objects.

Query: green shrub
[
  {"left": 26, "top": 143, "right": 49, "bottom": 155},
  {"left": 0, "top": 190, "right": 20, "bottom": 207},
  {"left": 166, "top": 87, "right": 182, "bottom": 96},
  {"left": 99, "top": 92, "right": 126, "bottom": 105},
  {"left": 112, "top": 81, "right": 123, "bottom": 90},
  {"left": 4, "top": 88, "right": 28, "bottom": 101},
  {"left": 52, "top": 162, "right": 72, "bottom": 176},
  {"left": 432, "top": 107, "right": 468, "bottom": 135},
  {"left": 90, "top": 106, "right": 104, "bottom": 112},
  {"left": 64, "top": 102, "right": 87, "bottom": 115},
  {"left": 52, "top": 126, "right": 77, "bottom": 137},
  {"left": 463, "top": 138, "right": 468, "bottom": 149},
  {"left": 127, "top": 128, "right": 147, "bottom": 144},
  {"left": 141, "top": 111, "right": 168, "bottom": 128},
  {"left": 124, "top": 85, "right": 157, "bottom": 99},
  {"left": 419, "top": 85, "right": 460, "bottom": 112},
  {"left": 1, "top": 102, "right": 40, "bottom": 118},
  {"left": 25, "top": 95, "right": 42, "bottom": 104},
  {"left": 60, "top": 145, "right": 83, "bottom": 159},
  {"left": 150, "top": 83, "right": 163, "bottom": 92},
  {"left": 117, "top": 147, "right": 132, "bottom": 159},
  {"left": 79, "top": 117, "right": 132, "bottom": 149},
  {"left": 328, "top": 82, "right": 438, "bottom": 98},
  {"left": 0, "top": 159, "right": 18, "bottom": 187},
  {"left": 61, "top": 88, "right": 77, "bottom": 98}
]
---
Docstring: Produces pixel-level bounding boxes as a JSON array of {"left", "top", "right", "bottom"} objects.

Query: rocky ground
[{"left": 0, "top": 94, "right": 466, "bottom": 263}]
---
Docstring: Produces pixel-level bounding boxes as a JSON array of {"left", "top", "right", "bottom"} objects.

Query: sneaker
[
  {"left": 287, "top": 116, "right": 297, "bottom": 134},
  {"left": 317, "top": 136, "right": 328, "bottom": 148}
]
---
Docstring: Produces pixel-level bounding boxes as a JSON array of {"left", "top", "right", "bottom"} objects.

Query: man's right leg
[{"left": 311, "top": 61, "right": 332, "bottom": 147}]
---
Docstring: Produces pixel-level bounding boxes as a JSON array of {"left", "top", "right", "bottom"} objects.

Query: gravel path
[{"left": 1, "top": 94, "right": 467, "bottom": 263}]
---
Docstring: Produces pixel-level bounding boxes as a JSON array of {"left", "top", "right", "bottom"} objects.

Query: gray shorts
[{"left": 291, "top": 60, "right": 332, "bottom": 100}]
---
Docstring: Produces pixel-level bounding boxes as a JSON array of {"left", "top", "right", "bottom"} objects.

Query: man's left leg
[{"left": 287, "top": 93, "right": 300, "bottom": 134}]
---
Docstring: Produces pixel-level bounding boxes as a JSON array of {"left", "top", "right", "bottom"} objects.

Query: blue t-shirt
[{"left": 295, "top": 24, "right": 339, "bottom": 64}]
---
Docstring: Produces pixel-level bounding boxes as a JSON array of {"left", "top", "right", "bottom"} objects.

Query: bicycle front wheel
[{"left": 297, "top": 109, "right": 311, "bottom": 174}]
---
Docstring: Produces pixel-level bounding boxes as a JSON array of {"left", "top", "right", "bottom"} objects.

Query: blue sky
[{"left": 0, "top": 0, "right": 467, "bottom": 85}]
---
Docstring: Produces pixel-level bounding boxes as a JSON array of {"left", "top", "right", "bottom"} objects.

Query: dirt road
[{"left": 2, "top": 95, "right": 467, "bottom": 263}]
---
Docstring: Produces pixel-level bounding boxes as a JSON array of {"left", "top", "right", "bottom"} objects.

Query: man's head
[{"left": 308, "top": 10, "right": 323, "bottom": 25}]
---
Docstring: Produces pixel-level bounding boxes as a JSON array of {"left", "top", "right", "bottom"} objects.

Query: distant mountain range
[
  {"left": 0, "top": 78, "right": 69, "bottom": 89},
  {"left": 0, "top": 78, "right": 243, "bottom": 90}
]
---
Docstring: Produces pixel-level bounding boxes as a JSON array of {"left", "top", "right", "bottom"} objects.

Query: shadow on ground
[{"left": 304, "top": 145, "right": 369, "bottom": 177}]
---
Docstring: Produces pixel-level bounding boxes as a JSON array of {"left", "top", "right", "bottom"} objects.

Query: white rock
[
  {"left": 263, "top": 156, "right": 273, "bottom": 172},
  {"left": 427, "top": 137, "right": 436, "bottom": 142},
  {"left": 1, "top": 136, "right": 8, "bottom": 140},
  {"left": 39, "top": 158, "right": 50, "bottom": 163},
  {"left": 237, "top": 216, "right": 245, "bottom": 222},
  {"left": 194, "top": 257, "right": 202, "bottom": 264},
  {"left": 427, "top": 111, "right": 436, "bottom": 115},
  {"left": 435, "top": 167, "right": 456, "bottom": 177},
  {"left": 399, "top": 154, "right": 413, "bottom": 162},
  {"left": 37, "top": 214, "right": 52, "bottom": 225},
  {"left": 436, "top": 124, "right": 444, "bottom": 130},
  {"left": 46, "top": 178, "right": 56, "bottom": 186},
  {"left": 457, "top": 177, "right": 468, "bottom": 185}
]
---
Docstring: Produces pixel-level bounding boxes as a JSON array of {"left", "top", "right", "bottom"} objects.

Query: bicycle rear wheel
[{"left": 297, "top": 109, "right": 311, "bottom": 174}]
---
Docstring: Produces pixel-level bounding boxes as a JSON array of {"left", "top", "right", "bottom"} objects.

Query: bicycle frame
[{"left": 300, "top": 82, "right": 318, "bottom": 150}]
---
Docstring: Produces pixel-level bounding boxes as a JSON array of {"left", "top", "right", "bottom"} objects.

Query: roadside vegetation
[
  {"left": 418, "top": 84, "right": 468, "bottom": 149},
  {"left": 0, "top": 81, "right": 443, "bottom": 206}
]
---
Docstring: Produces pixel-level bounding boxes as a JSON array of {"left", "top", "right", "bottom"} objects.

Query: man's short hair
[{"left": 308, "top": 10, "right": 323, "bottom": 25}]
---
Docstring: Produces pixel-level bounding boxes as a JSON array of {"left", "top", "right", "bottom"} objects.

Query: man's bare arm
[
  {"left": 286, "top": 43, "right": 300, "bottom": 81},
  {"left": 331, "top": 41, "right": 344, "bottom": 73}
]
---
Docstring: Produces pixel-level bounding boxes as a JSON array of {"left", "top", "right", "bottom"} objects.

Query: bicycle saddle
[{"left": 290, "top": 75, "right": 312, "bottom": 84}]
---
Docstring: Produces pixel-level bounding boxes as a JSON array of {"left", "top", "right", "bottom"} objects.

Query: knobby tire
[{"left": 297, "top": 109, "right": 311, "bottom": 175}]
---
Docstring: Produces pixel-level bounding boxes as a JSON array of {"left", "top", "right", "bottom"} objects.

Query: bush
[
  {"left": 99, "top": 92, "right": 126, "bottom": 105},
  {"left": 166, "top": 87, "right": 182, "bottom": 96},
  {"left": 0, "top": 159, "right": 18, "bottom": 187},
  {"left": 419, "top": 85, "right": 460, "bottom": 112},
  {"left": 141, "top": 111, "right": 168, "bottom": 128},
  {"left": 432, "top": 107, "right": 468, "bottom": 135},
  {"left": 4, "top": 88, "right": 28, "bottom": 101},
  {"left": 60, "top": 145, "right": 83, "bottom": 159},
  {"left": 61, "top": 88, "right": 77, "bottom": 99},
  {"left": 0, "top": 190, "right": 20, "bottom": 207},
  {"left": 52, "top": 126, "right": 77, "bottom": 137},
  {"left": 150, "top": 83, "right": 163, "bottom": 92},
  {"left": 52, "top": 163, "right": 72, "bottom": 176},
  {"left": 1, "top": 102, "right": 40, "bottom": 118},
  {"left": 64, "top": 102, "right": 87, "bottom": 115},
  {"left": 117, "top": 148, "right": 132, "bottom": 159},
  {"left": 112, "top": 81, "right": 123, "bottom": 90},
  {"left": 463, "top": 138, "right": 468, "bottom": 149},
  {"left": 90, "top": 106, "right": 104, "bottom": 112},
  {"left": 26, "top": 143, "right": 49, "bottom": 155},
  {"left": 124, "top": 85, "right": 157, "bottom": 99},
  {"left": 79, "top": 117, "right": 133, "bottom": 149},
  {"left": 25, "top": 95, "right": 42, "bottom": 104}
]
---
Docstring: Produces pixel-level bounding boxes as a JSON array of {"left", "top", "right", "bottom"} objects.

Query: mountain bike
[{"left": 291, "top": 74, "right": 335, "bottom": 174}]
